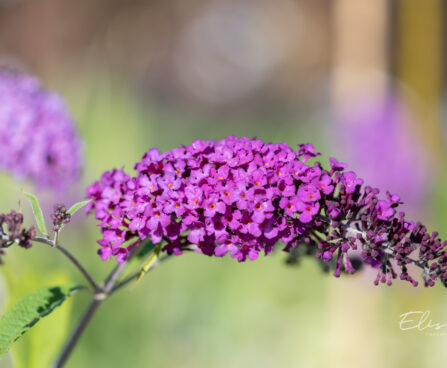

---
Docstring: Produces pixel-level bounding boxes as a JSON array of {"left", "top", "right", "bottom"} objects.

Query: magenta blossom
[{"left": 87, "top": 136, "right": 447, "bottom": 288}]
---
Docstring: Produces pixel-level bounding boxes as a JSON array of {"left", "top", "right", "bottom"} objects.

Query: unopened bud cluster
[
  {"left": 0, "top": 211, "right": 36, "bottom": 264},
  {"left": 52, "top": 204, "right": 71, "bottom": 232}
]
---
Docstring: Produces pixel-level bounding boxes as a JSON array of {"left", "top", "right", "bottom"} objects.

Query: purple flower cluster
[
  {"left": 52, "top": 203, "right": 71, "bottom": 232},
  {"left": 0, "top": 210, "right": 36, "bottom": 264},
  {"left": 0, "top": 69, "right": 83, "bottom": 190},
  {"left": 86, "top": 136, "right": 447, "bottom": 287}
]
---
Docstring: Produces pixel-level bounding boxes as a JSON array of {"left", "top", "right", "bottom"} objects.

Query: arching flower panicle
[{"left": 87, "top": 136, "right": 447, "bottom": 288}]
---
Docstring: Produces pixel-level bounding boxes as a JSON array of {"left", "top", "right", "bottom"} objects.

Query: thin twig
[
  {"left": 52, "top": 264, "right": 128, "bottom": 368},
  {"left": 110, "top": 254, "right": 172, "bottom": 294},
  {"left": 33, "top": 236, "right": 100, "bottom": 292},
  {"left": 54, "top": 244, "right": 101, "bottom": 292},
  {"left": 52, "top": 240, "right": 146, "bottom": 368},
  {"left": 50, "top": 299, "right": 102, "bottom": 368},
  {"left": 103, "top": 261, "right": 129, "bottom": 292},
  {"left": 33, "top": 236, "right": 54, "bottom": 246},
  {"left": 110, "top": 272, "right": 140, "bottom": 294}
]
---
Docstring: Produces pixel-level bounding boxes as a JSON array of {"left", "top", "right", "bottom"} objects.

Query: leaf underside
[{"left": 0, "top": 285, "right": 83, "bottom": 358}]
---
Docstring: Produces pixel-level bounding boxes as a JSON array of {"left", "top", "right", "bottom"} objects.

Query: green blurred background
[{"left": 1, "top": 0, "right": 447, "bottom": 367}]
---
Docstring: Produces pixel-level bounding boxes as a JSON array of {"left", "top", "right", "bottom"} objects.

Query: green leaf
[
  {"left": 67, "top": 199, "right": 91, "bottom": 216},
  {"left": 124, "top": 240, "right": 156, "bottom": 273},
  {"left": 0, "top": 284, "right": 83, "bottom": 358},
  {"left": 136, "top": 244, "right": 161, "bottom": 284},
  {"left": 135, "top": 241, "right": 157, "bottom": 260},
  {"left": 23, "top": 192, "right": 48, "bottom": 236},
  {"left": 5, "top": 270, "right": 77, "bottom": 368}
]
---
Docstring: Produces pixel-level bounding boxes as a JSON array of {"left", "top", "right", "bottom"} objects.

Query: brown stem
[
  {"left": 51, "top": 299, "right": 101, "bottom": 368},
  {"left": 110, "top": 254, "right": 171, "bottom": 294},
  {"left": 33, "top": 236, "right": 100, "bottom": 292},
  {"left": 51, "top": 242, "right": 145, "bottom": 367}
]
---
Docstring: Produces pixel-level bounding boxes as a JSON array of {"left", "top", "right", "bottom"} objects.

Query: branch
[
  {"left": 110, "top": 254, "right": 172, "bottom": 294},
  {"left": 50, "top": 299, "right": 101, "bottom": 368},
  {"left": 52, "top": 240, "right": 146, "bottom": 367},
  {"left": 33, "top": 236, "right": 100, "bottom": 292}
]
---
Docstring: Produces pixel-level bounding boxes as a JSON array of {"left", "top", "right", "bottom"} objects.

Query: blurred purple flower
[
  {"left": 0, "top": 69, "right": 83, "bottom": 190},
  {"left": 333, "top": 94, "right": 432, "bottom": 209}
]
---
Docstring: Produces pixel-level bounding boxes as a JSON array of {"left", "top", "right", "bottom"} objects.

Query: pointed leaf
[
  {"left": 23, "top": 192, "right": 48, "bottom": 236},
  {"left": 125, "top": 240, "right": 156, "bottom": 269},
  {"left": 0, "top": 285, "right": 83, "bottom": 358},
  {"left": 7, "top": 271, "right": 76, "bottom": 368},
  {"left": 67, "top": 199, "right": 91, "bottom": 216},
  {"left": 136, "top": 244, "right": 161, "bottom": 284},
  {"left": 135, "top": 241, "right": 157, "bottom": 261}
]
